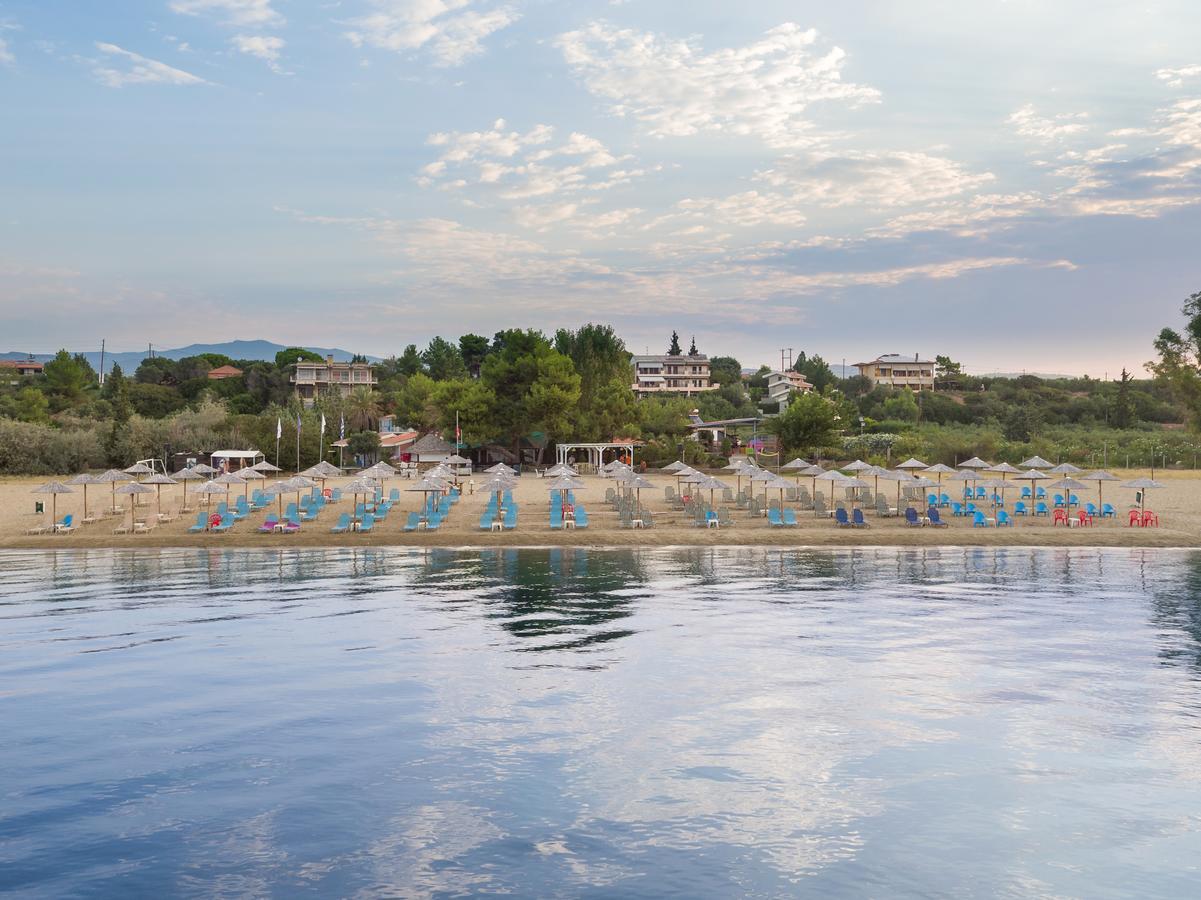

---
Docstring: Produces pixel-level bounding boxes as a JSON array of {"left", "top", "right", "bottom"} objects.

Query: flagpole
[
  {"left": 320, "top": 412, "right": 325, "bottom": 462},
  {"left": 295, "top": 414, "right": 301, "bottom": 473},
  {"left": 275, "top": 417, "right": 281, "bottom": 469}
]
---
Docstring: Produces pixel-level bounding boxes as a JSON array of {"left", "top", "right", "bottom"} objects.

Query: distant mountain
[
  {"left": 978, "top": 371, "right": 1077, "bottom": 380},
  {"left": 1, "top": 340, "right": 380, "bottom": 376}
]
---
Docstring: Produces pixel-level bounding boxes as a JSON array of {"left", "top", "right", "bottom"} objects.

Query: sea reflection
[{"left": 3, "top": 547, "right": 1201, "bottom": 898}]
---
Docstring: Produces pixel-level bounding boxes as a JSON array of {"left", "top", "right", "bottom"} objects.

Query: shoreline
[{"left": 3, "top": 529, "right": 1196, "bottom": 551}]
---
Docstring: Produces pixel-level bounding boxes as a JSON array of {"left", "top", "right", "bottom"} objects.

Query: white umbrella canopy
[
  {"left": 33, "top": 481, "right": 74, "bottom": 528},
  {"left": 1019, "top": 456, "right": 1053, "bottom": 470},
  {"left": 1121, "top": 477, "right": 1165, "bottom": 515}
]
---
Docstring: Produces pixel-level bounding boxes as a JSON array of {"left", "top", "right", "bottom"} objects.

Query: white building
[
  {"left": 632, "top": 353, "right": 717, "bottom": 396},
  {"left": 854, "top": 354, "right": 936, "bottom": 391},
  {"left": 765, "top": 370, "right": 814, "bottom": 410}
]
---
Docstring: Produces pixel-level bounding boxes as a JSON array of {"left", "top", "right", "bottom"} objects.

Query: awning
[{"left": 210, "top": 449, "right": 263, "bottom": 459}]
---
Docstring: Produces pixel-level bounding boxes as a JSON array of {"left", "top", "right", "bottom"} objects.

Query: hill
[{"left": 1, "top": 340, "right": 380, "bottom": 375}]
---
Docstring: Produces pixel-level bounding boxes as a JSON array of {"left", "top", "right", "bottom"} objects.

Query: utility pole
[{"left": 99, "top": 339, "right": 106, "bottom": 385}]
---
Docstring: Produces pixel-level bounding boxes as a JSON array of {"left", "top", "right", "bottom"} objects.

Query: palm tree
[{"left": 346, "top": 386, "right": 381, "bottom": 432}]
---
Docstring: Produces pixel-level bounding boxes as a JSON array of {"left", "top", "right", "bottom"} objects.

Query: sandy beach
[{"left": 2, "top": 468, "right": 1196, "bottom": 550}]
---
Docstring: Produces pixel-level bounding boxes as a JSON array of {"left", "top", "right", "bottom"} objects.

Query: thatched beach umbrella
[
  {"left": 1014, "top": 469, "right": 1050, "bottom": 506},
  {"left": 813, "top": 469, "right": 850, "bottom": 516},
  {"left": 252, "top": 460, "right": 282, "bottom": 473},
  {"left": 948, "top": 469, "right": 981, "bottom": 502},
  {"left": 1084, "top": 470, "right": 1121, "bottom": 516},
  {"left": 94, "top": 469, "right": 132, "bottom": 513},
  {"left": 662, "top": 460, "right": 689, "bottom": 473},
  {"left": 842, "top": 459, "right": 872, "bottom": 475},
  {"left": 114, "top": 482, "right": 154, "bottom": 531},
  {"left": 1019, "top": 455, "right": 1053, "bottom": 470},
  {"left": 140, "top": 473, "right": 177, "bottom": 518},
  {"left": 909, "top": 475, "right": 938, "bottom": 508},
  {"left": 958, "top": 456, "right": 992, "bottom": 471},
  {"left": 191, "top": 462, "right": 218, "bottom": 476},
  {"left": 725, "top": 457, "right": 759, "bottom": 496},
  {"left": 235, "top": 466, "right": 264, "bottom": 500},
  {"left": 923, "top": 463, "right": 956, "bottom": 496},
  {"left": 33, "top": 481, "right": 74, "bottom": 529},
  {"left": 1049, "top": 462, "right": 1084, "bottom": 476},
  {"left": 987, "top": 462, "right": 1021, "bottom": 480},
  {"left": 1047, "top": 477, "right": 1089, "bottom": 512},
  {"left": 172, "top": 467, "right": 205, "bottom": 510},
  {"left": 213, "top": 471, "right": 246, "bottom": 503},
  {"left": 486, "top": 462, "right": 516, "bottom": 476},
  {"left": 841, "top": 476, "right": 870, "bottom": 509},
  {"left": 1121, "top": 477, "right": 1165, "bottom": 517},
  {"left": 896, "top": 457, "right": 929, "bottom": 473},
  {"left": 65, "top": 473, "right": 98, "bottom": 519},
  {"left": 341, "top": 477, "right": 377, "bottom": 524},
  {"left": 977, "top": 478, "right": 1009, "bottom": 508},
  {"left": 124, "top": 462, "right": 154, "bottom": 477}
]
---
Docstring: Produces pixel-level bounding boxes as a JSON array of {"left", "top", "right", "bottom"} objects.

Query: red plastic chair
[
  {"left": 1142, "top": 510, "right": 1159, "bottom": 527},
  {"left": 1077, "top": 511, "right": 1093, "bottom": 526},
  {"left": 1052, "top": 509, "right": 1069, "bottom": 526},
  {"left": 1128, "top": 509, "right": 1142, "bottom": 527},
  {"left": 207, "top": 513, "right": 222, "bottom": 531}
]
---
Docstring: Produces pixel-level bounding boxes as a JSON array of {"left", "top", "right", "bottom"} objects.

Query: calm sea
[{"left": 2, "top": 547, "right": 1200, "bottom": 898}]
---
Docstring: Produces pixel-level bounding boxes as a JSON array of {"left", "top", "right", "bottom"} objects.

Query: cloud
[
  {"left": 168, "top": 0, "right": 283, "bottom": 27},
  {"left": 1155, "top": 64, "right": 1201, "bottom": 89},
  {"left": 0, "top": 36, "right": 12, "bottom": 66},
  {"left": 91, "top": 42, "right": 209, "bottom": 87},
  {"left": 421, "top": 120, "right": 636, "bottom": 198},
  {"left": 556, "top": 22, "right": 880, "bottom": 148},
  {"left": 344, "top": 1, "right": 518, "bottom": 67},
  {"left": 758, "top": 151, "right": 994, "bottom": 209},
  {"left": 1008, "top": 103, "right": 1089, "bottom": 143},
  {"left": 232, "top": 33, "right": 285, "bottom": 70}
]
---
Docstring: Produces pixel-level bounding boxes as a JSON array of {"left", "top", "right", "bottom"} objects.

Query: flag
[
  {"left": 339, "top": 415, "right": 345, "bottom": 440},
  {"left": 276, "top": 417, "right": 282, "bottom": 440},
  {"left": 296, "top": 413, "right": 301, "bottom": 434},
  {"left": 455, "top": 423, "right": 461, "bottom": 445},
  {"left": 320, "top": 413, "right": 326, "bottom": 436}
]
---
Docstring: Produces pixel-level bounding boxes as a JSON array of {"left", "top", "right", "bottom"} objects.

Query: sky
[{"left": 2, "top": 1, "right": 1201, "bottom": 377}]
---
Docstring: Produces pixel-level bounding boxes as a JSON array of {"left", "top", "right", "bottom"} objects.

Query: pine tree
[
  {"left": 668, "top": 331, "right": 682, "bottom": 355},
  {"left": 1113, "top": 368, "right": 1135, "bottom": 429},
  {"left": 688, "top": 335, "right": 698, "bottom": 356}
]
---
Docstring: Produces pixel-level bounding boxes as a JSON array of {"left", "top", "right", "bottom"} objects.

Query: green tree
[
  {"left": 432, "top": 378, "right": 497, "bottom": 443},
  {"left": 422, "top": 336, "right": 467, "bottom": 381},
  {"left": 793, "top": 351, "right": 837, "bottom": 392},
  {"left": 135, "top": 356, "right": 176, "bottom": 385},
  {"left": 1113, "top": 368, "right": 1136, "bottom": 429},
  {"left": 104, "top": 363, "right": 133, "bottom": 465},
  {"left": 396, "top": 344, "right": 424, "bottom": 378},
  {"left": 881, "top": 389, "right": 920, "bottom": 422},
  {"left": 345, "top": 386, "right": 382, "bottom": 431},
  {"left": 667, "top": 331, "right": 682, "bottom": 356},
  {"left": 274, "top": 347, "right": 323, "bottom": 369},
  {"left": 708, "top": 355, "right": 743, "bottom": 386},
  {"left": 935, "top": 355, "right": 963, "bottom": 378},
  {"left": 43, "top": 349, "right": 89, "bottom": 406},
  {"left": 10, "top": 386, "right": 50, "bottom": 423},
  {"left": 688, "top": 335, "right": 698, "bottom": 355},
  {"left": 347, "top": 430, "right": 381, "bottom": 464},
  {"left": 482, "top": 329, "right": 581, "bottom": 456},
  {"left": 458, "top": 333, "right": 491, "bottom": 375},
  {"left": 1150, "top": 290, "right": 1201, "bottom": 428},
  {"left": 765, "top": 392, "right": 842, "bottom": 454},
  {"left": 129, "top": 382, "right": 186, "bottom": 418},
  {"left": 1003, "top": 405, "right": 1042, "bottom": 442},
  {"left": 393, "top": 373, "right": 439, "bottom": 432}
]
